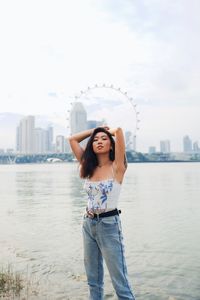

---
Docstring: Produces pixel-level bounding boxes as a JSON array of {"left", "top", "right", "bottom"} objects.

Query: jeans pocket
[
  {"left": 100, "top": 216, "right": 121, "bottom": 237},
  {"left": 101, "top": 216, "right": 118, "bottom": 225}
]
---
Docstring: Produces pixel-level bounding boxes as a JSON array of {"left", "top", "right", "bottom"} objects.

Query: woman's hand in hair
[
  {"left": 107, "top": 127, "right": 120, "bottom": 136},
  {"left": 101, "top": 124, "right": 110, "bottom": 131},
  {"left": 68, "top": 128, "right": 95, "bottom": 162}
]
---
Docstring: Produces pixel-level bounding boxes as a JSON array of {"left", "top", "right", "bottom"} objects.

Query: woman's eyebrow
[{"left": 94, "top": 134, "right": 107, "bottom": 139}]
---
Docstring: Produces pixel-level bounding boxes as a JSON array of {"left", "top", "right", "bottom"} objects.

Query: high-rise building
[
  {"left": 70, "top": 102, "right": 87, "bottom": 134},
  {"left": 56, "top": 135, "right": 65, "bottom": 153},
  {"left": 6, "top": 148, "right": 14, "bottom": 154},
  {"left": 46, "top": 126, "right": 53, "bottom": 152},
  {"left": 87, "top": 120, "right": 103, "bottom": 129},
  {"left": 132, "top": 135, "right": 137, "bottom": 152},
  {"left": 16, "top": 126, "right": 20, "bottom": 152},
  {"left": 125, "top": 131, "right": 136, "bottom": 151},
  {"left": 16, "top": 117, "right": 54, "bottom": 154},
  {"left": 34, "top": 128, "right": 48, "bottom": 154},
  {"left": 149, "top": 146, "right": 156, "bottom": 154},
  {"left": 183, "top": 135, "right": 192, "bottom": 153},
  {"left": 193, "top": 141, "right": 199, "bottom": 153},
  {"left": 64, "top": 139, "right": 70, "bottom": 153},
  {"left": 16, "top": 116, "right": 35, "bottom": 154},
  {"left": 160, "top": 140, "right": 171, "bottom": 153},
  {"left": 125, "top": 131, "right": 132, "bottom": 151}
]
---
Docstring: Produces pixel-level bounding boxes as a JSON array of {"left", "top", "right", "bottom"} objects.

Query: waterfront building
[
  {"left": 16, "top": 116, "right": 35, "bottom": 154},
  {"left": 160, "top": 140, "right": 171, "bottom": 153},
  {"left": 16, "top": 126, "right": 20, "bottom": 152},
  {"left": 56, "top": 135, "right": 65, "bottom": 153},
  {"left": 87, "top": 120, "right": 103, "bottom": 129},
  {"left": 149, "top": 146, "right": 156, "bottom": 154},
  {"left": 183, "top": 135, "right": 192, "bottom": 153},
  {"left": 125, "top": 131, "right": 132, "bottom": 151},
  {"left": 47, "top": 126, "right": 53, "bottom": 152},
  {"left": 64, "top": 139, "right": 70, "bottom": 153},
  {"left": 70, "top": 102, "right": 87, "bottom": 134},
  {"left": 193, "top": 141, "right": 199, "bottom": 153},
  {"left": 132, "top": 135, "right": 137, "bottom": 152},
  {"left": 34, "top": 128, "right": 48, "bottom": 154},
  {"left": 125, "top": 131, "right": 136, "bottom": 151},
  {"left": 6, "top": 148, "right": 14, "bottom": 154},
  {"left": 16, "top": 116, "right": 54, "bottom": 154}
]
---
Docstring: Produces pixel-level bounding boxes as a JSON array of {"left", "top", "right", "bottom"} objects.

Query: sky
[{"left": 0, "top": 0, "right": 200, "bottom": 152}]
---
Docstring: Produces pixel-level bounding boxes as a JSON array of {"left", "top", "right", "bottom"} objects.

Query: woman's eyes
[{"left": 93, "top": 137, "right": 107, "bottom": 142}]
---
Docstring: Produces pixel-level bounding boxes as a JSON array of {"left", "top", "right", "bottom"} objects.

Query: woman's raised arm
[
  {"left": 68, "top": 129, "right": 94, "bottom": 162},
  {"left": 109, "top": 127, "right": 127, "bottom": 174}
]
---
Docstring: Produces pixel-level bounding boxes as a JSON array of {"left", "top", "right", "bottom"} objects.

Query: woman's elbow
[{"left": 116, "top": 127, "right": 122, "bottom": 133}]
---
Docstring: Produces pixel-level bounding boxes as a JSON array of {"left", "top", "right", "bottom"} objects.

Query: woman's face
[{"left": 92, "top": 132, "right": 111, "bottom": 154}]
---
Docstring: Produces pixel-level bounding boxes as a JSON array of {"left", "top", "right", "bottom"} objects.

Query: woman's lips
[{"left": 97, "top": 145, "right": 103, "bottom": 149}]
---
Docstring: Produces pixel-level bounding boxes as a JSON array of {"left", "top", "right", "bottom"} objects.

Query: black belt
[{"left": 86, "top": 208, "right": 121, "bottom": 219}]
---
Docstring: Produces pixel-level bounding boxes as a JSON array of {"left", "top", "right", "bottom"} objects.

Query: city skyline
[
  {"left": 0, "top": 112, "right": 199, "bottom": 155},
  {"left": 0, "top": 1, "right": 200, "bottom": 152}
]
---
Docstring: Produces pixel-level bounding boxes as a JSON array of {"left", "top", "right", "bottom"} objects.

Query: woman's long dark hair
[{"left": 80, "top": 127, "right": 115, "bottom": 178}]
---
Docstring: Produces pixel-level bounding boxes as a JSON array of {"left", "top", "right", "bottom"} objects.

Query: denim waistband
[{"left": 86, "top": 208, "right": 121, "bottom": 219}]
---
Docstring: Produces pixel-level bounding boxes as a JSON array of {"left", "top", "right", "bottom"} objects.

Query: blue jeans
[{"left": 82, "top": 214, "right": 136, "bottom": 300}]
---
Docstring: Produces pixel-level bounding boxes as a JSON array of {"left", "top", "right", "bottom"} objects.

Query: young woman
[{"left": 69, "top": 126, "right": 136, "bottom": 300}]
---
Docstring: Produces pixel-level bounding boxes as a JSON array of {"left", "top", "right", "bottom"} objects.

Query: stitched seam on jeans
[
  {"left": 117, "top": 222, "right": 134, "bottom": 297},
  {"left": 98, "top": 246, "right": 101, "bottom": 299}
]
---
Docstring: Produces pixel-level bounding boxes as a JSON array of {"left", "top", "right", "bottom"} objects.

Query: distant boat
[{"left": 46, "top": 158, "right": 63, "bottom": 163}]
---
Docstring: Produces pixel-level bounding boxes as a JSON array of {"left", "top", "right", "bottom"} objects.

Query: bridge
[
  {"left": 0, "top": 153, "right": 74, "bottom": 164},
  {"left": 1, "top": 151, "right": 197, "bottom": 164},
  {"left": 0, "top": 151, "right": 142, "bottom": 164}
]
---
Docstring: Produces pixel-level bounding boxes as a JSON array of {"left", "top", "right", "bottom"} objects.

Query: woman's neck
[
  {"left": 98, "top": 161, "right": 112, "bottom": 168},
  {"left": 97, "top": 155, "right": 112, "bottom": 168}
]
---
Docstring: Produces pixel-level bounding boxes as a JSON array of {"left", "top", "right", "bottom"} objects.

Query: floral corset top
[{"left": 83, "top": 178, "right": 121, "bottom": 213}]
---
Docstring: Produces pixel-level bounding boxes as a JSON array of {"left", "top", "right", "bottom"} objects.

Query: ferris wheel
[{"left": 66, "top": 83, "right": 140, "bottom": 150}]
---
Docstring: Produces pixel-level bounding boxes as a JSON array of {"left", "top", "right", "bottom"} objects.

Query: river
[{"left": 0, "top": 163, "right": 200, "bottom": 299}]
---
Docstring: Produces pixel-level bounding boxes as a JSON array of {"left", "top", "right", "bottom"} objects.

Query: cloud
[
  {"left": 96, "top": 0, "right": 200, "bottom": 107},
  {"left": 0, "top": 0, "right": 199, "bottom": 150}
]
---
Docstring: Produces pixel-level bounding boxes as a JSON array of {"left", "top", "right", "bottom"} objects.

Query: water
[{"left": 0, "top": 163, "right": 200, "bottom": 300}]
